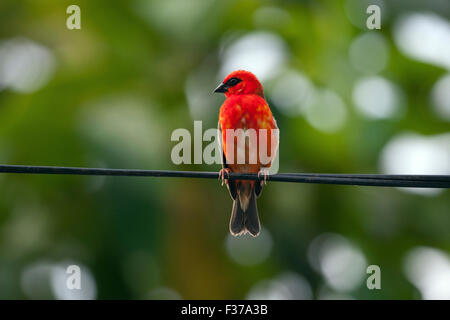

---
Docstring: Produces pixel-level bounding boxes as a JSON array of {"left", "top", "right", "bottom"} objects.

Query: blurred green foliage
[{"left": 0, "top": 0, "right": 449, "bottom": 299}]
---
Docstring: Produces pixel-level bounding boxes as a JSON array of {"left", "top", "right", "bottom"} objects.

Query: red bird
[{"left": 214, "top": 70, "right": 278, "bottom": 237}]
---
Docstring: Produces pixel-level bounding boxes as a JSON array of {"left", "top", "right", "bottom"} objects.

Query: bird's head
[{"left": 214, "top": 70, "right": 264, "bottom": 98}]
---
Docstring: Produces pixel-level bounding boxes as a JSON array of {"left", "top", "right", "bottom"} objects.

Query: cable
[{"left": 0, "top": 164, "right": 449, "bottom": 188}]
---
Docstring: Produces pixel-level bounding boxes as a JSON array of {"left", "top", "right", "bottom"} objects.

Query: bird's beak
[{"left": 214, "top": 83, "right": 228, "bottom": 93}]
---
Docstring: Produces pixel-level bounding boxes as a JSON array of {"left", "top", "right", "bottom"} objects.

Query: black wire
[{"left": 0, "top": 164, "right": 449, "bottom": 188}]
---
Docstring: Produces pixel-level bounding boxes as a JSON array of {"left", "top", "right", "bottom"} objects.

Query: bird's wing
[{"left": 218, "top": 121, "right": 237, "bottom": 200}]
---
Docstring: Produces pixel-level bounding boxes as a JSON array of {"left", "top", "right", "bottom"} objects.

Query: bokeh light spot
[
  {"left": 308, "top": 233, "right": 367, "bottom": 292},
  {"left": 219, "top": 32, "right": 287, "bottom": 81},
  {"left": 270, "top": 71, "right": 316, "bottom": 117},
  {"left": 353, "top": 76, "right": 403, "bottom": 119},
  {"left": 380, "top": 132, "right": 450, "bottom": 195},
  {"left": 225, "top": 227, "right": 273, "bottom": 266},
  {"left": 394, "top": 13, "right": 450, "bottom": 70},
  {"left": 305, "top": 89, "right": 347, "bottom": 133},
  {"left": 349, "top": 32, "right": 389, "bottom": 74},
  {"left": 431, "top": 73, "right": 450, "bottom": 121},
  {"left": 404, "top": 247, "right": 450, "bottom": 300},
  {"left": 246, "top": 272, "right": 312, "bottom": 300},
  {"left": 0, "top": 38, "right": 56, "bottom": 93}
]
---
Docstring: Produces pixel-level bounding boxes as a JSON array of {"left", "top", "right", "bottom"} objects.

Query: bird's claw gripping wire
[
  {"left": 258, "top": 168, "right": 270, "bottom": 185},
  {"left": 218, "top": 168, "right": 231, "bottom": 186}
]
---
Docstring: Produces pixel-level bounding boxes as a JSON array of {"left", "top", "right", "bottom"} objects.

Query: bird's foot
[
  {"left": 218, "top": 168, "right": 231, "bottom": 186},
  {"left": 257, "top": 167, "right": 271, "bottom": 185}
]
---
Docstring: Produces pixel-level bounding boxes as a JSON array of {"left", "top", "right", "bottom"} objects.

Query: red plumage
[{"left": 215, "top": 70, "right": 278, "bottom": 237}]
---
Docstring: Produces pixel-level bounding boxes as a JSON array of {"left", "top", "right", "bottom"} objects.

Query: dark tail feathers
[{"left": 229, "top": 191, "right": 260, "bottom": 237}]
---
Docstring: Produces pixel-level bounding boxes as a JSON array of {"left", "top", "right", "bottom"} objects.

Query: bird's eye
[{"left": 226, "top": 77, "right": 241, "bottom": 87}]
